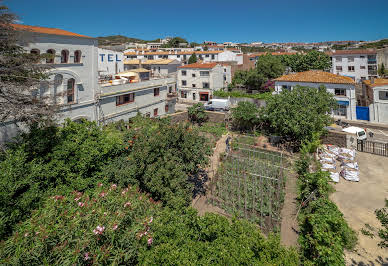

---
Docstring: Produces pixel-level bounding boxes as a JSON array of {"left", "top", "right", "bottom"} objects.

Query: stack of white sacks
[{"left": 318, "top": 145, "right": 359, "bottom": 182}]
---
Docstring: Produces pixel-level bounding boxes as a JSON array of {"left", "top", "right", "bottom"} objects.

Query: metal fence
[{"left": 357, "top": 140, "right": 388, "bottom": 157}]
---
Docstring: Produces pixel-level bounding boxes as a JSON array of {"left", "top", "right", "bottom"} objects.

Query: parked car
[
  {"left": 342, "top": 126, "right": 367, "bottom": 141},
  {"left": 204, "top": 99, "right": 231, "bottom": 111}
]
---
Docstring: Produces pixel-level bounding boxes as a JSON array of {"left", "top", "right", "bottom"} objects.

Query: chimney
[{"left": 371, "top": 77, "right": 375, "bottom": 84}]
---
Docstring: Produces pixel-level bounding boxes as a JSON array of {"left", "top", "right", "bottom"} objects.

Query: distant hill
[
  {"left": 97, "top": 35, "right": 160, "bottom": 46},
  {"left": 359, "top": 39, "right": 388, "bottom": 49}
]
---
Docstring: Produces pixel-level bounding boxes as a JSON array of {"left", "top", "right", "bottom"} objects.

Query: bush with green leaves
[
  {"left": 0, "top": 183, "right": 160, "bottom": 265},
  {"left": 295, "top": 137, "right": 357, "bottom": 265},
  {"left": 138, "top": 207, "right": 300, "bottom": 265},
  {"left": 375, "top": 199, "right": 388, "bottom": 248},
  {"left": 261, "top": 85, "right": 336, "bottom": 144},
  {"left": 231, "top": 101, "right": 260, "bottom": 132},
  {"left": 0, "top": 119, "right": 123, "bottom": 239},
  {"left": 280, "top": 50, "right": 332, "bottom": 72},
  {"left": 188, "top": 103, "right": 208, "bottom": 125},
  {"left": 100, "top": 119, "right": 211, "bottom": 208}
]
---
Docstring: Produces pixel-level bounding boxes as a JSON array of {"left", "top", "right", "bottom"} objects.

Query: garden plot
[{"left": 209, "top": 135, "right": 287, "bottom": 233}]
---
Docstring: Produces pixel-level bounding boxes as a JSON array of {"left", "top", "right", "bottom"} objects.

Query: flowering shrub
[
  {"left": 0, "top": 119, "right": 123, "bottom": 238},
  {"left": 138, "top": 208, "right": 300, "bottom": 265},
  {"left": 0, "top": 183, "right": 160, "bottom": 265}
]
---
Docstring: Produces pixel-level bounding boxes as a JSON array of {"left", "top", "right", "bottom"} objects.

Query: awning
[{"left": 337, "top": 100, "right": 349, "bottom": 106}]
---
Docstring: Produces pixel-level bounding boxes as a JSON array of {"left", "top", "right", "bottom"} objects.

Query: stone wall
[{"left": 321, "top": 130, "right": 348, "bottom": 147}]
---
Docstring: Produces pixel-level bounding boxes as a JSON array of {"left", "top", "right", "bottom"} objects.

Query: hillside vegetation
[{"left": 97, "top": 35, "right": 160, "bottom": 46}]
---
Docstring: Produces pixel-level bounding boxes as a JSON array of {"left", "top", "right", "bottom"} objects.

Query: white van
[
  {"left": 204, "top": 99, "right": 231, "bottom": 111},
  {"left": 342, "top": 126, "right": 367, "bottom": 140}
]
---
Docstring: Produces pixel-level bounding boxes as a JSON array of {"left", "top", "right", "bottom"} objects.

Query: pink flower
[
  {"left": 147, "top": 237, "right": 153, "bottom": 246},
  {"left": 112, "top": 224, "right": 118, "bottom": 231},
  {"left": 111, "top": 184, "right": 117, "bottom": 190},
  {"left": 35, "top": 231, "right": 40, "bottom": 235},
  {"left": 93, "top": 225, "right": 105, "bottom": 235},
  {"left": 98, "top": 183, "right": 103, "bottom": 187},
  {"left": 149, "top": 217, "right": 153, "bottom": 224},
  {"left": 84, "top": 252, "right": 90, "bottom": 261},
  {"left": 121, "top": 188, "right": 128, "bottom": 195},
  {"left": 74, "top": 197, "right": 81, "bottom": 202},
  {"left": 104, "top": 212, "right": 107, "bottom": 216},
  {"left": 24, "top": 233, "right": 29, "bottom": 237},
  {"left": 78, "top": 202, "right": 85, "bottom": 207},
  {"left": 99, "top": 192, "right": 106, "bottom": 198},
  {"left": 124, "top": 201, "right": 131, "bottom": 208}
]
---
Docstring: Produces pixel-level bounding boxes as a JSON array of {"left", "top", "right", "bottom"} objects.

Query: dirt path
[
  {"left": 330, "top": 152, "right": 388, "bottom": 265},
  {"left": 280, "top": 168, "right": 299, "bottom": 247},
  {"left": 192, "top": 135, "right": 228, "bottom": 215}
]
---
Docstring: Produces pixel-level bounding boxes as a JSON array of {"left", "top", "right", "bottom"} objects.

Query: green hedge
[{"left": 296, "top": 139, "right": 356, "bottom": 265}]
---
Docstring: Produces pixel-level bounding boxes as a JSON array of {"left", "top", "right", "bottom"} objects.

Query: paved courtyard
[{"left": 330, "top": 152, "right": 388, "bottom": 265}]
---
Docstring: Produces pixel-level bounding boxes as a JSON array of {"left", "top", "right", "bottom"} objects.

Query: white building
[
  {"left": 124, "top": 50, "right": 243, "bottom": 65},
  {"left": 0, "top": 24, "right": 177, "bottom": 143},
  {"left": 363, "top": 79, "right": 388, "bottom": 123},
  {"left": 177, "top": 63, "right": 230, "bottom": 102},
  {"left": 98, "top": 48, "right": 124, "bottom": 77},
  {"left": 274, "top": 70, "right": 357, "bottom": 120},
  {"left": 123, "top": 59, "right": 181, "bottom": 77},
  {"left": 328, "top": 49, "right": 377, "bottom": 83}
]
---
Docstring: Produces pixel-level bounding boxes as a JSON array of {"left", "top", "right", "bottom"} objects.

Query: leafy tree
[
  {"left": 231, "top": 101, "right": 260, "bottom": 131},
  {"left": 0, "top": 4, "right": 57, "bottom": 123},
  {"left": 256, "top": 53, "right": 286, "bottom": 79},
  {"left": 162, "top": 37, "right": 188, "bottom": 48},
  {"left": 188, "top": 103, "right": 208, "bottom": 125},
  {"left": 280, "top": 51, "right": 332, "bottom": 72},
  {"left": 188, "top": 53, "right": 197, "bottom": 64},
  {"left": 139, "top": 208, "right": 300, "bottom": 265},
  {"left": 261, "top": 86, "right": 336, "bottom": 143},
  {"left": 378, "top": 63, "right": 387, "bottom": 77}
]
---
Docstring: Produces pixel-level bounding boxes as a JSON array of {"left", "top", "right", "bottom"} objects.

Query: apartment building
[
  {"left": 177, "top": 63, "right": 230, "bottom": 102},
  {"left": 1, "top": 24, "right": 176, "bottom": 143},
  {"left": 123, "top": 59, "right": 181, "bottom": 77},
  {"left": 328, "top": 49, "right": 377, "bottom": 82},
  {"left": 124, "top": 50, "right": 243, "bottom": 65},
  {"left": 362, "top": 79, "right": 388, "bottom": 123},
  {"left": 274, "top": 70, "right": 357, "bottom": 120}
]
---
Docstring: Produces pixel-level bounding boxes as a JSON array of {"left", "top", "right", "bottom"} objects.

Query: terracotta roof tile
[
  {"left": 178, "top": 62, "right": 218, "bottom": 69},
  {"left": 11, "top": 24, "right": 93, "bottom": 38},
  {"left": 327, "top": 49, "right": 376, "bottom": 56},
  {"left": 274, "top": 70, "right": 355, "bottom": 85},
  {"left": 124, "top": 50, "right": 223, "bottom": 56},
  {"left": 362, "top": 78, "right": 388, "bottom": 88}
]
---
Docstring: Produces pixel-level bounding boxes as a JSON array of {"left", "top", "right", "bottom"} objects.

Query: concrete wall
[
  {"left": 274, "top": 81, "right": 357, "bottom": 120},
  {"left": 369, "top": 85, "right": 388, "bottom": 124},
  {"left": 213, "top": 96, "right": 266, "bottom": 107},
  {"left": 98, "top": 48, "right": 124, "bottom": 76},
  {"left": 321, "top": 130, "right": 347, "bottom": 147}
]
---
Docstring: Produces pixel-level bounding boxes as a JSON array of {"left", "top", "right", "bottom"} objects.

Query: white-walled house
[
  {"left": 12, "top": 24, "right": 99, "bottom": 122},
  {"left": 363, "top": 79, "right": 388, "bottom": 123},
  {"left": 274, "top": 70, "right": 357, "bottom": 120},
  {"left": 177, "top": 63, "right": 227, "bottom": 102},
  {"left": 328, "top": 49, "right": 377, "bottom": 83},
  {"left": 98, "top": 48, "right": 124, "bottom": 77},
  {"left": 123, "top": 59, "right": 181, "bottom": 77}
]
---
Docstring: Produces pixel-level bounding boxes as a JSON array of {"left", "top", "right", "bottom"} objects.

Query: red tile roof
[
  {"left": 327, "top": 49, "right": 376, "bottom": 55},
  {"left": 178, "top": 62, "right": 218, "bottom": 69},
  {"left": 274, "top": 70, "right": 355, "bottom": 85},
  {"left": 11, "top": 24, "right": 93, "bottom": 38},
  {"left": 362, "top": 78, "right": 388, "bottom": 88}
]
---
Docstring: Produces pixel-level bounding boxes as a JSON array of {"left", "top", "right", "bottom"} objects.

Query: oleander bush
[
  {"left": 0, "top": 183, "right": 160, "bottom": 265},
  {"left": 138, "top": 207, "right": 300, "bottom": 265},
  {"left": 0, "top": 119, "right": 123, "bottom": 238}
]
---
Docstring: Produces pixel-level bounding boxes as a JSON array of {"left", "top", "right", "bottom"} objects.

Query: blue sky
[{"left": 5, "top": 0, "right": 388, "bottom": 43}]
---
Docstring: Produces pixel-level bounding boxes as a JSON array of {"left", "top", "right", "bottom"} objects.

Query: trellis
[{"left": 209, "top": 136, "right": 287, "bottom": 233}]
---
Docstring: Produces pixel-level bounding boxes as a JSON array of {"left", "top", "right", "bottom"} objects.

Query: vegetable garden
[{"left": 209, "top": 135, "right": 288, "bottom": 233}]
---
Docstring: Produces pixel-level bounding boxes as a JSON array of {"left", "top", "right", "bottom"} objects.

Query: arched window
[
  {"left": 30, "top": 49, "right": 40, "bottom": 55},
  {"left": 46, "top": 49, "right": 55, "bottom": 63},
  {"left": 61, "top": 50, "right": 69, "bottom": 63},
  {"left": 74, "top": 50, "right": 82, "bottom": 63},
  {"left": 67, "top": 78, "right": 75, "bottom": 104}
]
